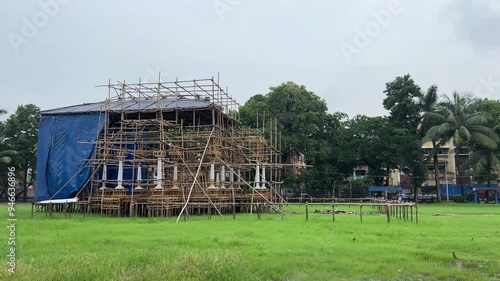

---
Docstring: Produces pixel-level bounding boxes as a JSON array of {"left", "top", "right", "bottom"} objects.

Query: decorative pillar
[
  {"left": 229, "top": 168, "right": 234, "bottom": 189},
  {"left": 100, "top": 164, "right": 107, "bottom": 190},
  {"left": 172, "top": 165, "right": 179, "bottom": 189},
  {"left": 254, "top": 164, "right": 261, "bottom": 189},
  {"left": 115, "top": 160, "right": 125, "bottom": 189},
  {"left": 261, "top": 166, "right": 266, "bottom": 189},
  {"left": 220, "top": 165, "right": 226, "bottom": 189},
  {"left": 208, "top": 163, "right": 216, "bottom": 189},
  {"left": 135, "top": 164, "right": 143, "bottom": 190},
  {"left": 155, "top": 157, "right": 163, "bottom": 189},
  {"left": 236, "top": 168, "right": 242, "bottom": 190}
]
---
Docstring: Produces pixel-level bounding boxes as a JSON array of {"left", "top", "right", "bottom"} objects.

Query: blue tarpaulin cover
[
  {"left": 440, "top": 184, "right": 500, "bottom": 197},
  {"left": 368, "top": 186, "right": 403, "bottom": 192},
  {"left": 34, "top": 113, "right": 105, "bottom": 202}
]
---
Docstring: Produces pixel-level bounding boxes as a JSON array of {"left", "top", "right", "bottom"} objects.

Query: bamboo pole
[
  {"left": 386, "top": 204, "right": 391, "bottom": 223},
  {"left": 305, "top": 202, "right": 309, "bottom": 222},
  {"left": 176, "top": 128, "right": 215, "bottom": 223},
  {"left": 332, "top": 202, "right": 335, "bottom": 222},
  {"left": 359, "top": 204, "right": 363, "bottom": 223}
]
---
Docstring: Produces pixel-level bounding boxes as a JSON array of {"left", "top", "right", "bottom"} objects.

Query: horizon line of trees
[
  {"left": 239, "top": 74, "right": 500, "bottom": 201},
  {"left": 0, "top": 105, "right": 40, "bottom": 201},
  {"left": 1, "top": 74, "right": 499, "bottom": 203}
]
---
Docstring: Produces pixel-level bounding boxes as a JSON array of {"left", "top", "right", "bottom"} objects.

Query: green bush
[
  {"left": 465, "top": 191, "right": 474, "bottom": 202},
  {"left": 453, "top": 195, "right": 467, "bottom": 203}
]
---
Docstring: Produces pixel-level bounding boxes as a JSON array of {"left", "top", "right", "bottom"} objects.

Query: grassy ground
[{"left": 1, "top": 203, "right": 499, "bottom": 280}]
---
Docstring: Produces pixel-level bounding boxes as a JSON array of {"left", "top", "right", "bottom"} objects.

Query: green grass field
[{"left": 1, "top": 203, "right": 499, "bottom": 280}]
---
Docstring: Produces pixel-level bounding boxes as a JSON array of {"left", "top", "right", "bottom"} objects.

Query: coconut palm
[
  {"left": 465, "top": 117, "right": 500, "bottom": 186},
  {"left": 463, "top": 148, "right": 500, "bottom": 187},
  {"left": 424, "top": 92, "right": 499, "bottom": 194}
]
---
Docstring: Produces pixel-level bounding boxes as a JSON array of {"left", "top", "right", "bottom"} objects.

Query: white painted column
[
  {"left": 254, "top": 164, "right": 261, "bottom": 189},
  {"left": 236, "top": 168, "right": 242, "bottom": 189},
  {"left": 229, "top": 167, "right": 234, "bottom": 189},
  {"left": 155, "top": 157, "right": 163, "bottom": 189},
  {"left": 135, "top": 165, "right": 143, "bottom": 190},
  {"left": 116, "top": 160, "right": 124, "bottom": 189},
  {"left": 100, "top": 164, "right": 107, "bottom": 190},
  {"left": 208, "top": 163, "right": 216, "bottom": 189},
  {"left": 261, "top": 166, "right": 266, "bottom": 189},
  {"left": 172, "top": 165, "right": 179, "bottom": 189},
  {"left": 220, "top": 165, "right": 226, "bottom": 189}
]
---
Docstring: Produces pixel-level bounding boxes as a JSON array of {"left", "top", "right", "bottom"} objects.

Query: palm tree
[
  {"left": 420, "top": 85, "right": 443, "bottom": 202},
  {"left": 424, "top": 92, "right": 499, "bottom": 195},
  {"left": 465, "top": 117, "right": 500, "bottom": 187},
  {"left": 463, "top": 148, "right": 500, "bottom": 187}
]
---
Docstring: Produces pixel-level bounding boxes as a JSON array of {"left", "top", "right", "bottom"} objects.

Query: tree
[
  {"left": 383, "top": 74, "right": 423, "bottom": 131},
  {"left": 474, "top": 98, "right": 500, "bottom": 122},
  {"left": 3, "top": 104, "right": 40, "bottom": 201},
  {"left": 383, "top": 75, "right": 427, "bottom": 199},
  {"left": 466, "top": 98, "right": 500, "bottom": 186},
  {"left": 239, "top": 82, "right": 332, "bottom": 193},
  {"left": 420, "top": 85, "right": 443, "bottom": 202},
  {"left": 0, "top": 109, "right": 15, "bottom": 164},
  {"left": 424, "top": 92, "right": 499, "bottom": 195},
  {"left": 345, "top": 115, "right": 410, "bottom": 186},
  {"left": 239, "top": 94, "right": 268, "bottom": 128},
  {"left": 264, "top": 82, "right": 328, "bottom": 160},
  {"left": 463, "top": 147, "right": 500, "bottom": 186},
  {"left": 0, "top": 109, "right": 19, "bottom": 200}
]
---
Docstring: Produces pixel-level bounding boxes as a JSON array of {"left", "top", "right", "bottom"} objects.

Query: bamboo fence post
[
  {"left": 332, "top": 202, "right": 335, "bottom": 222},
  {"left": 359, "top": 204, "right": 363, "bottom": 223},
  {"left": 386, "top": 204, "right": 391, "bottom": 223},
  {"left": 305, "top": 201, "right": 309, "bottom": 222}
]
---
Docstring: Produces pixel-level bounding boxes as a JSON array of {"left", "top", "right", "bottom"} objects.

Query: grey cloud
[{"left": 442, "top": 0, "right": 500, "bottom": 49}]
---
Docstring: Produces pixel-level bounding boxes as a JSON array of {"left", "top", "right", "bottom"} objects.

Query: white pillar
[
  {"left": 261, "top": 166, "right": 266, "bottom": 189},
  {"left": 229, "top": 168, "right": 234, "bottom": 189},
  {"left": 172, "top": 165, "right": 179, "bottom": 189},
  {"left": 254, "top": 164, "right": 261, "bottom": 189},
  {"left": 100, "top": 164, "right": 107, "bottom": 190},
  {"left": 236, "top": 168, "right": 242, "bottom": 189},
  {"left": 220, "top": 165, "right": 226, "bottom": 189},
  {"left": 135, "top": 165, "right": 143, "bottom": 190},
  {"left": 116, "top": 160, "right": 124, "bottom": 189},
  {"left": 155, "top": 157, "right": 163, "bottom": 189},
  {"left": 208, "top": 163, "right": 216, "bottom": 189}
]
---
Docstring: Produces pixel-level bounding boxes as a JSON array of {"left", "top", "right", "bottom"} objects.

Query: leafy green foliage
[
  {"left": 382, "top": 75, "right": 427, "bottom": 190},
  {"left": 239, "top": 82, "right": 335, "bottom": 192},
  {"left": 424, "top": 93, "right": 500, "bottom": 193},
  {"left": 1, "top": 104, "right": 40, "bottom": 200},
  {"left": 383, "top": 74, "right": 423, "bottom": 131}
]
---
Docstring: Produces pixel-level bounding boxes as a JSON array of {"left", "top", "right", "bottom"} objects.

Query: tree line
[
  {"left": 239, "top": 74, "right": 500, "bottom": 201},
  {"left": 0, "top": 105, "right": 40, "bottom": 201},
  {"left": 1, "top": 75, "right": 499, "bottom": 202}
]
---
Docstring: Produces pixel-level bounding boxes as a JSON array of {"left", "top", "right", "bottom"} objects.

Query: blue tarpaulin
[
  {"left": 440, "top": 184, "right": 500, "bottom": 197},
  {"left": 368, "top": 186, "right": 403, "bottom": 192},
  {"left": 34, "top": 113, "right": 105, "bottom": 202}
]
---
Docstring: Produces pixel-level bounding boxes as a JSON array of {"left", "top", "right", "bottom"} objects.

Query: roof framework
[{"left": 96, "top": 77, "right": 240, "bottom": 117}]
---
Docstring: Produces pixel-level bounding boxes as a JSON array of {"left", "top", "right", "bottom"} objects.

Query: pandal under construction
[{"left": 75, "top": 77, "right": 291, "bottom": 218}]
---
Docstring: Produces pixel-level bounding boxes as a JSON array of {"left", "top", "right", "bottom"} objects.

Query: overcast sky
[{"left": 1, "top": 0, "right": 500, "bottom": 121}]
